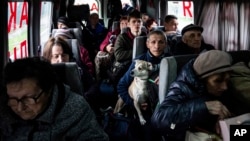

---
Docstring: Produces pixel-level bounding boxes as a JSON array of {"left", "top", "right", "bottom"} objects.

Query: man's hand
[{"left": 154, "top": 76, "right": 159, "bottom": 85}]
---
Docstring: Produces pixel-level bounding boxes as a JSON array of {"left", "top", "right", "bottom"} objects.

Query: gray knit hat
[
  {"left": 54, "top": 29, "right": 73, "bottom": 39},
  {"left": 193, "top": 50, "right": 233, "bottom": 78}
]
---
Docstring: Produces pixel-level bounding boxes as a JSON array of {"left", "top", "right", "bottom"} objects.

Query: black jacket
[
  {"left": 173, "top": 40, "right": 215, "bottom": 55},
  {"left": 151, "top": 59, "right": 225, "bottom": 141}
]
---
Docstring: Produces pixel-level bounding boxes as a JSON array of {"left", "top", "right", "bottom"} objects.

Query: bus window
[
  {"left": 8, "top": 2, "right": 28, "bottom": 61},
  {"left": 40, "top": 1, "right": 52, "bottom": 52},
  {"left": 74, "top": 0, "right": 99, "bottom": 13},
  {"left": 121, "top": 0, "right": 132, "bottom": 8},
  {"left": 168, "top": 1, "right": 194, "bottom": 31}
]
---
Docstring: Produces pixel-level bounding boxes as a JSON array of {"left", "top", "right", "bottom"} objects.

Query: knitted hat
[
  {"left": 193, "top": 50, "right": 233, "bottom": 78},
  {"left": 181, "top": 24, "right": 203, "bottom": 35},
  {"left": 57, "top": 16, "right": 70, "bottom": 27},
  {"left": 54, "top": 29, "right": 73, "bottom": 39}
]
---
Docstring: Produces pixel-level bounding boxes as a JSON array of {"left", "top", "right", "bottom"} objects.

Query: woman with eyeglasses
[{"left": 0, "top": 57, "right": 108, "bottom": 141}]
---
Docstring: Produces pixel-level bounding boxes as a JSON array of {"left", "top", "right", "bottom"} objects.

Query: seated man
[
  {"left": 111, "top": 9, "right": 147, "bottom": 84},
  {"left": 163, "top": 15, "right": 181, "bottom": 54},
  {"left": 164, "top": 15, "right": 180, "bottom": 36},
  {"left": 0, "top": 57, "right": 108, "bottom": 141},
  {"left": 82, "top": 12, "right": 108, "bottom": 62},
  {"left": 173, "top": 24, "right": 215, "bottom": 55},
  {"left": 116, "top": 30, "right": 171, "bottom": 141}
]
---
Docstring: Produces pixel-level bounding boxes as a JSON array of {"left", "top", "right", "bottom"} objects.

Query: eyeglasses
[{"left": 8, "top": 90, "right": 44, "bottom": 106}]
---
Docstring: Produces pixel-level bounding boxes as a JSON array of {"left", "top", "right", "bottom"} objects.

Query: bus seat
[
  {"left": 158, "top": 50, "right": 250, "bottom": 104},
  {"left": 159, "top": 54, "right": 198, "bottom": 104},
  {"left": 152, "top": 26, "right": 165, "bottom": 31},
  {"left": 41, "top": 38, "right": 82, "bottom": 68},
  {"left": 51, "top": 28, "right": 83, "bottom": 45},
  {"left": 69, "top": 21, "right": 83, "bottom": 30},
  {"left": 121, "top": 26, "right": 147, "bottom": 34},
  {"left": 99, "top": 19, "right": 105, "bottom": 27},
  {"left": 64, "top": 39, "right": 82, "bottom": 65},
  {"left": 107, "top": 18, "right": 113, "bottom": 30},
  {"left": 132, "top": 36, "right": 147, "bottom": 60},
  {"left": 167, "top": 34, "right": 182, "bottom": 54},
  {"left": 67, "top": 4, "right": 90, "bottom": 23},
  {"left": 229, "top": 50, "right": 250, "bottom": 65},
  {"left": 112, "top": 21, "right": 120, "bottom": 32},
  {"left": 52, "top": 62, "right": 84, "bottom": 96}
]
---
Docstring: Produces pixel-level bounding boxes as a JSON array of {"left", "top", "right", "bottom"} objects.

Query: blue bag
[{"left": 103, "top": 112, "right": 130, "bottom": 141}]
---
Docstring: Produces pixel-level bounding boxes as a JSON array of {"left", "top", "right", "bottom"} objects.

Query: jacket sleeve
[
  {"left": 99, "top": 31, "right": 112, "bottom": 51},
  {"left": 74, "top": 97, "right": 109, "bottom": 141},
  {"left": 53, "top": 88, "right": 109, "bottom": 141},
  {"left": 79, "top": 46, "right": 95, "bottom": 75},
  {"left": 114, "top": 34, "right": 132, "bottom": 62},
  {"left": 151, "top": 81, "right": 212, "bottom": 136},
  {"left": 116, "top": 61, "right": 135, "bottom": 106}
]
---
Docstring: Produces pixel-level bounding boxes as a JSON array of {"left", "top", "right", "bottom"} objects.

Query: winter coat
[
  {"left": 151, "top": 59, "right": 228, "bottom": 141},
  {"left": 117, "top": 51, "right": 171, "bottom": 108},
  {"left": 114, "top": 28, "right": 147, "bottom": 63},
  {"left": 173, "top": 40, "right": 215, "bottom": 55},
  {"left": 99, "top": 29, "right": 121, "bottom": 51},
  {"left": 0, "top": 84, "right": 109, "bottom": 141},
  {"left": 79, "top": 46, "right": 94, "bottom": 75}
]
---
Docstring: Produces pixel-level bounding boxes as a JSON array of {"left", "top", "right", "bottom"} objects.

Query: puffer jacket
[{"left": 151, "top": 59, "right": 223, "bottom": 141}]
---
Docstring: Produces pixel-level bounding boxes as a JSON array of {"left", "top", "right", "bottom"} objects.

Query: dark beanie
[
  {"left": 181, "top": 24, "right": 203, "bottom": 35},
  {"left": 57, "top": 16, "right": 70, "bottom": 27}
]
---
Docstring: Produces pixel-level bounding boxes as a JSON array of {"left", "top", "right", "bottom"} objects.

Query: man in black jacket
[{"left": 173, "top": 24, "right": 215, "bottom": 55}]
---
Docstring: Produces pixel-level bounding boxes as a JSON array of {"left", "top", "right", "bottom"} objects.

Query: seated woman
[
  {"left": 145, "top": 18, "right": 157, "bottom": 32},
  {"left": 151, "top": 50, "right": 235, "bottom": 141},
  {"left": 43, "top": 37, "right": 100, "bottom": 113},
  {"left": 53, "top": 28, "right": 95, "bottom": 76},
  {"left": 0, "top": 57, "right": 108, "bottom": 140}
]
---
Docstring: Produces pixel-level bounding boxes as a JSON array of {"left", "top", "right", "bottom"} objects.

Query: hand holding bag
[
  {"left": 185, "top": 130, "right": 222, "bottom": 141},
  {"left": 219, "top": 113, "right": 250, "bottom": 141}
]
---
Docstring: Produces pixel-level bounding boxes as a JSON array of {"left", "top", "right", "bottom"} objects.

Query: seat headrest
[
  {"left": 132, "top": 36, "right": 147, "bottom": 59},
  {"left": 67, "top": 4, "right": 90, "bottom": 22},
  {"left": 52, "top": 62, "right": 84, "bottom": 95}
]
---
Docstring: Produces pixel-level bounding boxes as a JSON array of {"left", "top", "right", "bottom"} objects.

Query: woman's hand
[
  {"left": 205, "top": 100, "right": 231, "bottom": 119},
  {"left": 105, "top": 44, "right": 114, "bottom": 54}
]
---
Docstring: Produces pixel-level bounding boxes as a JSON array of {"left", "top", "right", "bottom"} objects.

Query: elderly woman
[
  {"left": 42, "top": 37, "right": 99, "bottom": 111},
  {"left": 0, "top": 57, "right": 108, "bottom": 141},
  {"left": 151, "top": 50, "right": 234, "bottom": 141},
  {"left": 52, "top": 28, "right": 94, "bottom": 75}
]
